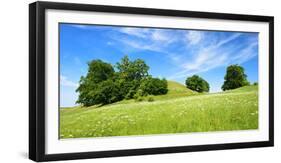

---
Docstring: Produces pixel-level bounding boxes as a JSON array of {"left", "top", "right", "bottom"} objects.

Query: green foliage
[
  {"left": 116, "top": 81, "right": 197, "bottom": 104},
  {"left": 89, "top": 80, "right": 123, "bottom": 105},
  {"left": 135, "top": 96, "right": 144, "bottom": 102},
  {"left": 134, "top": 89, "right": 145, "bottom": 102},
  {"left": 115, "top": 55, "right": 151, "bottom": 100},
  {"left": 221, "top": 64, "right": 250, "bottom": 91},
  {"left": 116, "top": 55, "right": 149, "bottom": 81},
  {"left": 139, "top": 77, "right": 168, "bottom": 95},
  {"left": 134, "top": 89, "right": 145, "bottom": 99},
  {"left": 76, "top": 56, "right": 168, "bottom": 106},
  {"left": 253, "top": 82, "right": 258, "bottom": 85},
  {"left": 76, "top": 60, "right": 115, "bottom": 106},
  {"left": 115, "top": 78, "right": 139, "bottom": 99},
  {"left": 147, "top": 95, "right": 155, "bottom": 102},
  {"left": 86, "top": 60, "right": 115, "bottom": 83},
  {"left": 185, "top": 75, "right": 210, "bottom": 93}
]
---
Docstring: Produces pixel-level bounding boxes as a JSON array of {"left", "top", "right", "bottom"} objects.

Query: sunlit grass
[{"left": 60, "top": 84, "right": 258, "bottom": 139}]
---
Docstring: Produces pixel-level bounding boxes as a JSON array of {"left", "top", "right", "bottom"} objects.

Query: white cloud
[
  {"left": 168, "top": 33, "right": 257, "bottom": 80},
  {"left": 113, "top": 27, "right": 257, "bottom": 81},
  {"left": 69, "top": 24, "right": 90, "bottom": 29},
  {"left": 182, "top": 33, "right": 241, "bottom": 71},
  {"left": 116, "top": 28, "right": 179, "bottom": 53},
  {"left": 214, "top": 33, "right": 241, "bottom": 48},
  {"left": 185, "top": 31, "right": 203, "bottom": 45},
  {"left": 120, "top": 38, "right": 162, "bottom": 52},
  {"left": 231, "top": 41, "right": 258, "bottom": 63},
  {"left": 170, "top": 50, "right": 229, "bottom": 79},
  {"left": 60, "top": 75, "right": 78, "bottom": 87},
  {"left": 119, "top": 27, "right": 150, "bottom": 38},
  {"left": 151, "top": 29, "right": 171, "bottom": 42}
]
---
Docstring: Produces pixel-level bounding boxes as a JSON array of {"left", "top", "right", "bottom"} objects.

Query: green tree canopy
[
  {"left": 76, "top": 56, "right": 168, "bottom": 106},
  {"left": 76, "top": 60, "right": 115, "bottom": 106},
  {"left": 89, "top": 79, "right": 123, "bottom": 105},
  {"left": 115, "top": 55, "right": 150, "bottom": 99},
  {"left": 221, "top": 64, "right": 250, "bottom": 91},
  {"left": 185, "top": 75, "right": 210, "bottom": 93},
  {"left": 86, "top": 60, "right": 114, "bottom": 83},
  {"left": 139, "top": 77, "right": 168, "bottom": 96},
  {"left": 116, "top": 55, "right": 149, "bottom": 80}
]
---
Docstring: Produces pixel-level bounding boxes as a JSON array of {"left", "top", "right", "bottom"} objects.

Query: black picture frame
[{"left": 29, "top": 1, "right": 274, "bottom": 162}]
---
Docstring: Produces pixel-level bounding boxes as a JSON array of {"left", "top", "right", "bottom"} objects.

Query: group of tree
[
  {"left": 185, "top": 64, "right": 251, "bottom": 92},
  {"left": 76, "top": 56, "right": 168, "bottom": 106},
  {"left": 76, "top": 55, "right": 254, "bottom": 107}
]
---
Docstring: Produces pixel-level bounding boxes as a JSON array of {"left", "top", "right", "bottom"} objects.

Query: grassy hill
[
  {"left": 115, "top": 81, "right": 197, "bottom": 104},
  {"left": 167, "top": 80, "right": 197, "bottom": 96},
  {"left": 60, "top": 85, "right": 258, "bottom": 139},
  {"left": 147, "top": 81, "right": 198, "bottom": 101},
  {"left": 224, "top": 85, "right": 258, "bottom": 93}
]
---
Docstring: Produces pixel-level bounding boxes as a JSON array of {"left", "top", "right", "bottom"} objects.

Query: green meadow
[{"left": 60, "top": 81, "right": 258, "bottom": 139}]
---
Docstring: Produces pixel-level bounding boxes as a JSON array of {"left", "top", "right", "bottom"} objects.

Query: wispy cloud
[
  {"left": 68, "top": 24, "right": 106, "bottom": 30},
  {"left": 60, "top": 75, "right": 78, "bottom": 87},
  {"left": 181, "top": 33, "right": 241, "bottom": 71},
  {"left": 59, "top": 24, "right": 259, "bottom": 105},
  {"left": 185, "top": 31, "right": 204, "bottom": 45},
  {"left": 119, "top": 27, "right": 150, "bottom": 38},
  {"left": 116, "top": 27, "right": 179, "bottom": 52},
  {"left": 231, "top": 41, "right": 258, "bottom": 64},
  {"left": 107, "top": 27, "right": 258, "bottom": 80},
  {"left": 215, "top": 33, "right": 241, "bottom": 48},
  {"left": 169, "top": 33, "right": 258, "bottom": 79},
  {"left": 68, "top": 24, "right": 90, "bottom": 29}
]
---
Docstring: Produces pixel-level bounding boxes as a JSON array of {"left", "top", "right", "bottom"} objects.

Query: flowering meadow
[{"left": 60, "top": 82, "right": 258, "bottom": 139}]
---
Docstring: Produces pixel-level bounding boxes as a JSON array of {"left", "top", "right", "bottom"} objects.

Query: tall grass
[{"left": 60, "top": 85, "right": 258, "bottom": 139}]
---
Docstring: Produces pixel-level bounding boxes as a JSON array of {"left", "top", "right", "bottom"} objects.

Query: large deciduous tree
[
  {"left": 221, "top": 64, "right": 250, "bottom": 91},
  {"left": 76, "top": 60, "right": 115, "bottom": 106},
  {"left": 116, "top": 55, "right": 149, "bottom": 80},
  {"left": 115, "top": 55, "right": 150, "bottom": 99}
]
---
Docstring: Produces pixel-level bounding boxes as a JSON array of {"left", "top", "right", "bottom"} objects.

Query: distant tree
[
  {"left": 76, "top": 60, "right": 115, "bottom": 106},
  {"left": 221, "top": 64, "right": 250, "bottom": 91},
  {"left": 185, "top": 75, "right": 209, "bottom": 93},
  {"left": 253, "top": 82, "right": 258, "bottom": 86}
]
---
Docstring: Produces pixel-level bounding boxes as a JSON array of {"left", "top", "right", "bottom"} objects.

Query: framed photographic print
[{"left": 29, "top": 1, "right": 274, "bottom": 162}]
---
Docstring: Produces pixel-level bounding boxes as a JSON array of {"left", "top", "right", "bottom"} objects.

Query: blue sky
[{"left": 60, "top": 23, "right": 259, "bottom": 107}]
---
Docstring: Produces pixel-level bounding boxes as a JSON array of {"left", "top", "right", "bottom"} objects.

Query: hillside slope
[
  {"left": 60, "top": 85, "right": 258, "bottom": 138},
  {"left": 152, "top": 80, "right": 197, "bottom": 101},
  {"left": 167, "top": 80, "right": 197, "bottom": 95},
  {"left": 223, "top": 85, "right": 258, "bottom": 93},
  {"left": 115, "top": 80, "right": 197, "bottom": 104}
]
